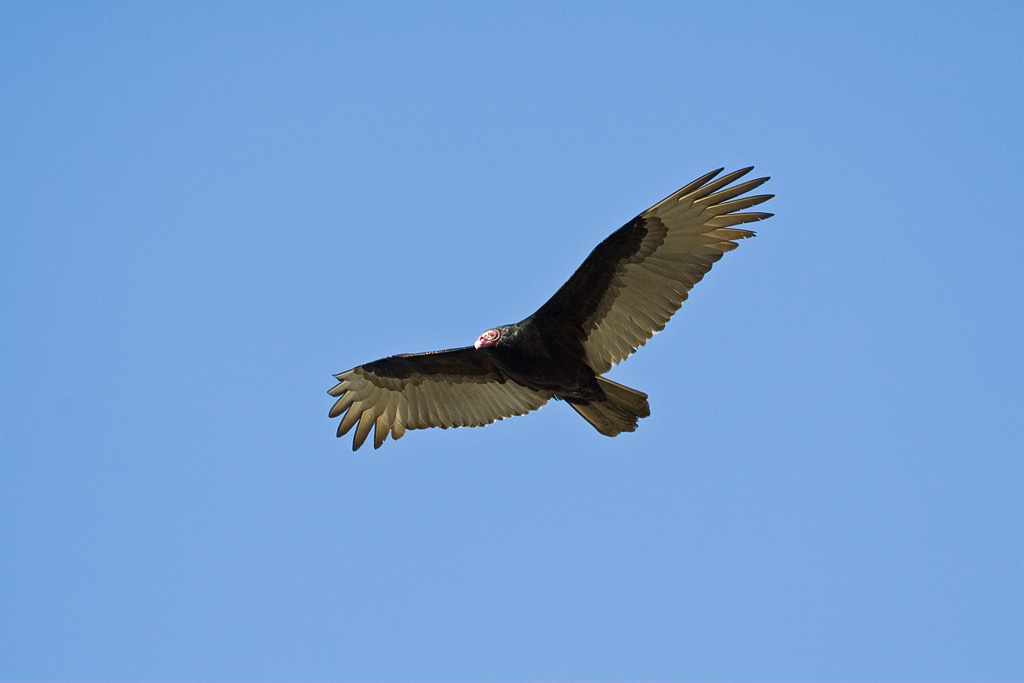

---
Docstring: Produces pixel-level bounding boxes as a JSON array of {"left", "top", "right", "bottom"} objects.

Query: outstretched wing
[
  {"left": 530, "top": 167, "right": 773, "bottom": 374},
  {"left": 328, "top": 347, "right": 552, "bottom": 451}
]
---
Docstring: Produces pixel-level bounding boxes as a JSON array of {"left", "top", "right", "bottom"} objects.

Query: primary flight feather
[{"left": 329, "top": 167, "right": 773, "bottom": 450}]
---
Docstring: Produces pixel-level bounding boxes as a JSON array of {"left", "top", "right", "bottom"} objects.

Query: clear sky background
[{"left": 2, "top": 2, "right": 1022, "bottom": 681}]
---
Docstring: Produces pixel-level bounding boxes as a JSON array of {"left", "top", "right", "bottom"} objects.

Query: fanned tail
[{"left": 568, "top": 377, "right": 651, "bottom": 437}]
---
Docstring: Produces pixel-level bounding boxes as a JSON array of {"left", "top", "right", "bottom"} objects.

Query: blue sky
[{"left": 2, "top": 2, "right": 1022, "bottom": 681}]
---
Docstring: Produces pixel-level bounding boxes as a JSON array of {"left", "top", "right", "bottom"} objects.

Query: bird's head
[{"left": 474, "top": 327, "right": 501, "bottom": 349}]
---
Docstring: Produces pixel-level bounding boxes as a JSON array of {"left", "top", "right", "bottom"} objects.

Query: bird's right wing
[{"left": 328, "top": 347, "right": 551, "bottom": 450}]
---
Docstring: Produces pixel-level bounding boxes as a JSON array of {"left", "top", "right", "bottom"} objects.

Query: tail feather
[{"left": 569, "top": 377, "right": 651, "bottom": 437}]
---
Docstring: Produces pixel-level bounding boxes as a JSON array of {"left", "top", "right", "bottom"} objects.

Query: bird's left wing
[
  {"left": 328, "top": 347, "right": 552, "bottom": 450},
  {"left": 530, "top": 167, "right": 773, "bottom": 374}
]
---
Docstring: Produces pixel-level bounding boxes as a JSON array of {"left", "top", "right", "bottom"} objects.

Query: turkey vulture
[{"left": 329, "top": 167, "right": 773, "bottom": 450}]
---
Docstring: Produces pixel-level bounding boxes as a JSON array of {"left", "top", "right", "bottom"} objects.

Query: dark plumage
[{"left": 329, "top": 167, "right": 773, "bottom": 450}]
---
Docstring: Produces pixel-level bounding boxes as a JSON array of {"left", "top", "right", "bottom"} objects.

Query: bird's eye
[{"left": 486, "top": 330, "right": 499, "bottom": 340}]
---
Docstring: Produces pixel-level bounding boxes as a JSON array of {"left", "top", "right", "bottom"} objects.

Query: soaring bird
[{"left": 329, "top": 167, "right": 773, "bottom": 450}]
